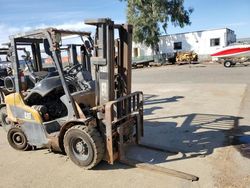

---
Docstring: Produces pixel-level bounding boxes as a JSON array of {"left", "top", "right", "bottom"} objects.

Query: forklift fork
[{"left": 118, "top": 120, "right": 199, "bottom": 182}]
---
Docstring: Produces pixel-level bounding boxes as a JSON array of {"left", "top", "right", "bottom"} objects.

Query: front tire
[{"left": 64, "top": 125, "right": 105, "bottom": 169}]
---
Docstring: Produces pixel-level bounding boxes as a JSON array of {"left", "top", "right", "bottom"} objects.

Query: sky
[{"left": 0, "top": 0, "right": 249, "bottom": 45}]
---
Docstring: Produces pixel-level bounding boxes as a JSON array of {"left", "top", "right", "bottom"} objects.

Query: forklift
[
  {"left": 0, "top": 47, "right": 12, "bottom": 103},
  {"left": 0, "top": 47, "right": 13, "bottom": 129},
  {"left": 4, "top": 18, "right": 143, "bottom": 169},
  {"left": 4, "top": 18, "right": 198, "bottom": 180}
]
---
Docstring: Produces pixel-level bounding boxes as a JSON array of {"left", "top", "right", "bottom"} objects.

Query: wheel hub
[
  {"left": 74, "top": 139, "right": 88, "bottom": 156},
  {"left": 13, "top": 132, "right": 24, "bottom": 145},
  {"left": 16, "top": 135, "right": 21, "bottom": 142}
]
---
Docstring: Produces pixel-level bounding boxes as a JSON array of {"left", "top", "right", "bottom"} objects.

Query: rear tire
[
  {"left": 224, "top": 60, "right": 233, "bottom": 68},
  {"left": 64, "top": 125, "right": 105, "bottom": 169},
  {"left": 7, "top": 127, "right": 31, "bottom": 151}
]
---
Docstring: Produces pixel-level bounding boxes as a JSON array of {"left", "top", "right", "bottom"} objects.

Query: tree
[{"left": 120, "top": 0, "right": 193, "bottom": 55}]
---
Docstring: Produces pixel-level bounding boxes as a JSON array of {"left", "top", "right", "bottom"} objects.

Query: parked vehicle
[{"left": 211, "top": 43, "right": 250, "bottom": 67}]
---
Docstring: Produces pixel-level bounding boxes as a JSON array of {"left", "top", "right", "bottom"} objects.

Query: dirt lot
[{"left": 1, "top": 63, "right": 250, "bottom": 188}]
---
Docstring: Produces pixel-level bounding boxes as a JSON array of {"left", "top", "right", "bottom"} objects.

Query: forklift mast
[
  {"left": 85, "top": 18, "right": 132, "bottom": 106},
  {"left": 86, "top": 19, "right": 143, "bottom": 164}
]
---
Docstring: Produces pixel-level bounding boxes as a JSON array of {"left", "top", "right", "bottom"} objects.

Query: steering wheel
[{"left": 66, "top": 64, "right": 83, "bottom": 76}]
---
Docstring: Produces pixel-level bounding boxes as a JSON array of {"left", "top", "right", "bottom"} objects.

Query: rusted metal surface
[
  {"left": 103, "top": 92, "right": 143, "bottom": 164},
  {"left": 103, "top": 101, "right": 114, "bottom": 164}
]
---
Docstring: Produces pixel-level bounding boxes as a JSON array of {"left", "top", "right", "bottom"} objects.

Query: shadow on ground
[
  {"left": 123, "top": 94, "right": 250, "bottom": 166},
  {"left": 135, "top": 113, "right": 243, "bottom": 163},
  {"left": 144, "top": 94, "right": 184, "bottom": 106},
  {"left": 143, "top": 94, "right": 184, "bottom": 115}
]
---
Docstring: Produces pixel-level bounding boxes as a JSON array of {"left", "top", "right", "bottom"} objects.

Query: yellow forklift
[
  {"left": 4, "top": 18, "right": 198, "bottom": 180},
  {"left": 4, "top": 18, "right": 143, "bottom": 169}
]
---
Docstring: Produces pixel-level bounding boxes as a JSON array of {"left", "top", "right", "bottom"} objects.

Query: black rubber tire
[
  {"left": 0, "top": 105, "right": 11, "bottom": 131},
  {"left": 7, "top": 127, "right": 30, "bottom": 151},
  {"left": 64, "top": 125, "right": 105, "bottom": 169},
  {"left": 224, "top": 60, "right": 233, "bottom": 68}
]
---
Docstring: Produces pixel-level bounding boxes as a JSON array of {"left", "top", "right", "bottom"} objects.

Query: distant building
[{"left": 133, "top": 28, "right": 236, "bottom": 61}]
